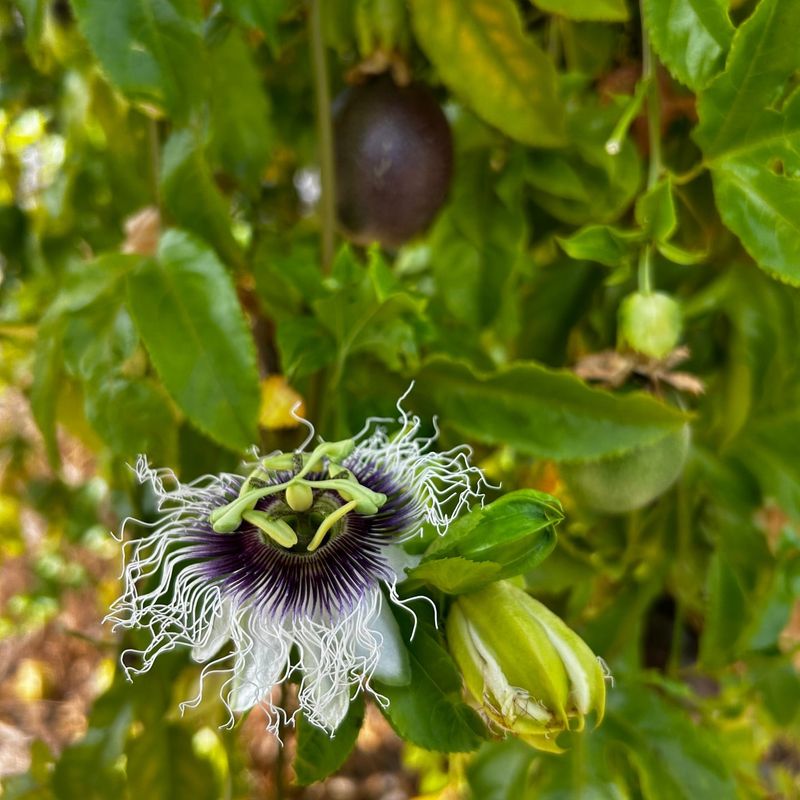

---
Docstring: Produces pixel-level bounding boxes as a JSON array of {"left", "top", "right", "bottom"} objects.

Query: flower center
[
  {"left": 209, "top": 440, "right": 389, "bottom": 553},
  {"left": 254, "top": 493, "right": 350, "bottom": 554}
]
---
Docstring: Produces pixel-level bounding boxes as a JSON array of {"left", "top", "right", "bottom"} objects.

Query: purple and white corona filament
[{"left": 106, "top": 399, "right": 488, "bottom": 735}]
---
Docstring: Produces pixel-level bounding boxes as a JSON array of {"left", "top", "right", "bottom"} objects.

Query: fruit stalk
[{"left": 309, "top": 0, "right": 336, "bottom": 272}]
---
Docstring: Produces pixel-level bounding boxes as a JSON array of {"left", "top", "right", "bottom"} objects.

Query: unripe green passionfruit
[
  {"left": 561, "top": 424, "right": 691, "bottom": 514},
  {"left": 618, "top": 291, "right": 682, "bottom": 359},
  {"left": 333, "top": 76, "right": 453, "bottom": 248}
]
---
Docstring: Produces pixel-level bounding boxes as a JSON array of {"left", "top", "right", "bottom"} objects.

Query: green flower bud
[
  {"left": 447, "top": 581, "right": 606, "bottom": 752},
  {"left": 618, "top": 291, "right": 682, "bottom": 359}
]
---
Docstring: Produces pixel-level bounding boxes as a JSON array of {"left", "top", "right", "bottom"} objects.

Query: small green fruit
[
  {"left": 561, "top": 424, "right": 691, "bottom": 514},
  {"left": 618, "top": 291, "right": 682, "bottom": 358}
]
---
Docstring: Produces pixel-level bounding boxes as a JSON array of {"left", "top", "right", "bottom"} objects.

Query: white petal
[
  {"left": 191, "top": 596, "right": 232, "bottom": 662},
  {"left": 300, "top": 640, "right": 352, "bottom": 731},
  {"left": 369, "top": 593, "right": 411, "bottom": 686},
  {"left": 383, "top": 545, "right": 420, "bottom": 582},
  {"left": 229, "top": 621, "right": 288, "bottom": 712}
]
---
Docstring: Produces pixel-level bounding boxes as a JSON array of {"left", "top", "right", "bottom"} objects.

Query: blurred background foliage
[{"left": 0, "top": 0, "right": 798, "bottom": 797}]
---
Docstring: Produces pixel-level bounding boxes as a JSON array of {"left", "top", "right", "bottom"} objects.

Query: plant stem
[
  {"left": 637, "top": 9, "right": 661, "bottom": 295},
  {"left": 309, "top": 0, "right": 336, "bottom": 273},
  {"left": 668, "top": 477, "right": 691, "bottom": 677},
  {"left": 147, "top": 117, "right": 161, "bottom": 207},
  {"left": 638, "top": 245, "right": 653, "bottom": 294}
]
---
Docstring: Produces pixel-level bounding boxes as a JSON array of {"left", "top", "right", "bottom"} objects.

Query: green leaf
[
  {"left": 413, "top": 356, "right": 689, "bottom": 460},
  {"left": 127, "top": 229, "right": 260, "bottom": 452},
  {"left": 529, "top": 0, "right": 628, "bottom": 22},
  {"left": 410, "top": 0, "right": 565, "bottom": 147},
  {"left": 220, "top": 0, "right": 295, "bottom": 54},
  {"left": 253, "top": 236, "right": 326, "bottom": 320},
  {"left": 428, "top": 149, "right": 526, "bottom": 330},
  {"left": 70, "top": 0, "right": 206, "bottom": 118},
  {"left": 423, "top": 490, "right": 561, "bottom": 581},
  {"left": 293, "top": 695, "right": 365, "bottom": 786},
  {"left": 525, "top": 97, "right": 642, "bottom": 225},
  {"left": 62, "top": 305, "right": 137, "bottom": 383},
  {"left": 51, "top": 681, "right": 134, "bottom": 800},
  {"left": 84, "top": 376, "right": 176, "bottom": 461},
  {"left": 557, "top": 225, "right": 641, "bottom": 267},
  {"left": 30, "top": 316, "right": 64, "bottom": 469},
  {"left": 695, "top": 0, "right": 800, "bottom": 284},
  {"left": 207, "top": 28, "right": 273, "bottom": 189},
  {"left": 467, "top": 740, "right": 536, "bottom": 800},
  {"left": 13, "top": 0, "right": 47, "bottom": 66},
  {"left": 160, "top": 130, "right": 243, "bottom": 267},
  {"left": 408, "top": 556, "right": 503, "bottom": 594},
  {"left": 313, "top": 246, "right": 425, "bottom": 377},
  {"left": 517, "top": 259, "right": 603, "bottom": 366},
  {"left": 656, "top": 240, "right": 708, "bottom": 265},
  {"left": 603, "top": 682, "right": 738, "bottom": 800},
  {"left": 375, "top": 613, "right": 488, "bottom": 752},
  {"left": 642, "top": 0, "right": 732, "bottom": 90},
  {"left": 521, "top": 726, "right": 627, "bottom": 799},
  {"left": 127, "top": 724, "right": 217, "bottom": 800},
  {"left": 276, "top": 317, "right": 337, "bottom": 380},
  {"left": 635, "top": 179, "right": 677, "bottom": 242},
  {"left": 734, "top": 413, "right": 800, "bottom": 521},
  {"left": 701, "top": 551, "right": 749, "bottom": 667}
]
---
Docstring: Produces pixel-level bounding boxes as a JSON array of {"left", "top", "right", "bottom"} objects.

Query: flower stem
[
  {"left": 309, "top": 0, "right": 337, "bottom": 273},
  {"left": 637, "top": 9, "right": 661, "bottom": 295}
]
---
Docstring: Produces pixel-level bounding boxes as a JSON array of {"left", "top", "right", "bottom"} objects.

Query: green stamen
[
  {"left": 242, "top": 510, "right": 298, "bottom": 548},
  {"left": 210, "top": 482, "right": 290, "bottom": 532},
  {"left": 307, "top": 499, "right": 357, "bottom": 552}
]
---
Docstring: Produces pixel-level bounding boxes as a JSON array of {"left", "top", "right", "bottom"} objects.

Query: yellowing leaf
[
  {"left": 259, "top": 375, "right": 305, "bottom": 429},
  {"left": 411, "top": 0, "right": 565, "bottom": 147},
  {"left": 531, "top": 0, "right": 628, "bottom": 22}
]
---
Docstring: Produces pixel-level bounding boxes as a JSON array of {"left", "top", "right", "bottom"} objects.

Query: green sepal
[{"left": 422, "top": 490, "right": 562, "bottom": 581}]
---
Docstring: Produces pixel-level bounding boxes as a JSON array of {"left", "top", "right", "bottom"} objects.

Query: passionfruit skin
[
  {"left": 561, "top": 424, "right": 691, "bottom": 514},
  {"left": 333, "top": 76, "right": 453, "bottom": 248}
]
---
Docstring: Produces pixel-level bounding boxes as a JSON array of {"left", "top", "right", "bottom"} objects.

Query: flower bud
[{"left": 447, "top": 581, "right": 606, "bottom": 752}]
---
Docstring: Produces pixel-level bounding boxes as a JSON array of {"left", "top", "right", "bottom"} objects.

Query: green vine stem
[
  {"left": 309, "top": 0, "right": 337, "bottom": 273},
  {"left": 638, "top": 9, "right": 662, "bottom": 295}
]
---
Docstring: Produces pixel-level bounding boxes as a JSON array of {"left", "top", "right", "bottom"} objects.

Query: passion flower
[{"left": 106, "top": 399, "right": 487, "bottom": 736}]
